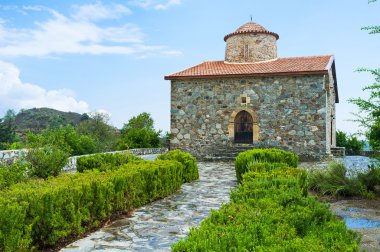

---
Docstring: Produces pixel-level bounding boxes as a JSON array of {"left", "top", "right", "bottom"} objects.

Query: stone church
[{"left": 165, "top": 22, "right": 338, "bottom": 161}]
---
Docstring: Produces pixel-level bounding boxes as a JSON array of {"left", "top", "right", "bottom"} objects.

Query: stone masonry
[
  {"left": 170, "top": 76, "right": 330, "bottom": 161},
  {"left": 225, "top": 33, "right": 277, "bottom": 63},
  {"left": 166, "top": 21, "right": 338, "bottom": 161}
]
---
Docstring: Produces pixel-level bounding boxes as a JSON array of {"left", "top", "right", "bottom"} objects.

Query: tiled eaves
[{"left": 165, "top": 55, "right": 334, "bottom": 80}]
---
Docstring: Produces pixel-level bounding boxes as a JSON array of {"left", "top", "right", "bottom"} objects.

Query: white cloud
[
  {"left": 0, "top": 2, "right": 180, "bottom": 57},
  {"left": 129, "top": 0, "right": 181, "bottom": 10},
  {"left": 0, "top": 60, "right": 90, "bottom": 113},
  {"left": 72, "top": 2, "right": 132, "bottom": 21}
]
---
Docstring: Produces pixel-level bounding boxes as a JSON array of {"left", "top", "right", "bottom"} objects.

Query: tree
[
  {"left": 349, "top": 1, "right": 380, "bottom": 150},
  {"left": 362, "top": 0, "right": 380, "bottom": 34},
  {"left": 0, "top": 109, "right": 17, "bottom": 149},
  {"left": 121, "top": 112, "right": 154, "bottom": 134},
  {"left": 27, "top": 125, "right": 97, "bottom": 156},
  {"left": 336, "top": 130, "right": 365, "bottom": 155},
  {"left": 77, "top": 112, "right": 119, "bottom": 152},
  {"left": 117, "top": 113, "right": 161, "bottom": 150}
]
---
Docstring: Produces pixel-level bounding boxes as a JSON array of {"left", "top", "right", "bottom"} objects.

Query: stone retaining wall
[{"left": 0, "top": 148, "right": 168, "bottom": 171}]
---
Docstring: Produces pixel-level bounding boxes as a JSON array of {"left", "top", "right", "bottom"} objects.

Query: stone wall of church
[
  {"left": 225, "top": 33, "right": 277, "bottom": 63},
  {"left": 170, "top": 75, "right": 330, "bottom": 161}
]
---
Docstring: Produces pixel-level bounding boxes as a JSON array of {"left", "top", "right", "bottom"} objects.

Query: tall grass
[{"left": 308, "top": 161, "right": 380, "bottom": 197}]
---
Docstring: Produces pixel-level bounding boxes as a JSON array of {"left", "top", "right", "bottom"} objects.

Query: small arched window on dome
[{"left": 243, "top": 44, "right": 249, "bottom": 58}]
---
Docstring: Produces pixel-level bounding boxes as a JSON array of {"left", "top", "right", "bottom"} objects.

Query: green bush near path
[
  {"left": 235, "top": 148, "right": 298, "bottom": 182},
  {"left": 76, "top": 152, "right": 142, "bottom": 172},
  {"left": 157, "top": 149, "right": 199, "bottom": 182},
  {"left": 0, "top": 150, "right": 198, "bottom": 251},
  {"left": 172, "top": 149, "right": 360, "bottom": 251}
]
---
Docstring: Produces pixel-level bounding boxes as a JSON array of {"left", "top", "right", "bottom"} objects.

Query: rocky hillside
[{"left": 15, "top": 108, "right": 88, "bottom": 133}]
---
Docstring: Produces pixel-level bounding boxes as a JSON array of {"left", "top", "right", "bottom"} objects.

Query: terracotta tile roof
[
  {"left": 165, "top": 55, "right": 334, "bottom": 80},
  {"left": 224, "top": 22, "right": 279, "bottom": 41}
]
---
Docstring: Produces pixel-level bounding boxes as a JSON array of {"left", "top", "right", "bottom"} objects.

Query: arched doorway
[{"left": 234, "top": 110, "right": 253, "bottom": 144}]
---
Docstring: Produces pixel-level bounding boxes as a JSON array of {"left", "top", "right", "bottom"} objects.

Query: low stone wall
[
  {"left": 0, "top": 148, "right": 168, "bottom": 171},
  {"left": 0, "top": 149, "right": 28, "bottom": 165},
  {"left": 175, "top": 143, "right": 329, "bottom": 162},
  {"left": 330, "top": 147, "right": 345, "bottom": 157}
]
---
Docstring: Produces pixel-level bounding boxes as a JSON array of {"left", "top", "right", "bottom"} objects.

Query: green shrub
[
  {"left": 0, "top": 157, "right": 197, "bottom": 251},
  {"left": 26, "top": 125, "right": 98, "bottom": 156},
  {"left": 117, "top": 112, "right": 161, "bottom": 150},
  {"left": 358, "top": 164, "right": 380, "bottom": 192},
  {"left": 25, "top": 145, "right": 69, "bottom": 178},
  {"left": 308, "top": 162, "right": 368, "bottom": 197},
  {"left": 172, "top": 166, "right": 360, "bottom": 251},
  {"left": 336, "top": 130, "right": 364, "bottom": 155},
  {"left": 235, "top": 148, "right": 298, "bottom": 182},
  {"left": 0, "top": 161, "right": 29, "bottom": 190},
  {"left": 157, "top": 149, "right": 199, "bottom": 182},
  {"left": 0, "top": 198, "right": 32, "bottom": 252},
  {"left": 76, "top": 152, "right": 142, "bottom": 172}
]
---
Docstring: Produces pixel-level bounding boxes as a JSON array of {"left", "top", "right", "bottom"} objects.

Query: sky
[{"left": 0, "top": 0, "right": 379, "bottom": 135}]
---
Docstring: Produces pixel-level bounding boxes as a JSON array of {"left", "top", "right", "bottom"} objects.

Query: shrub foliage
[
  {"left": 76, "top": 152, "right": 142, "bottom": 172},
  {"left": 235, "top": 148, "right": 298, "bottom": 182},
  {"left": 157, "top": 149, "right": 199, "bottom": 182},
  {"left": 0, "top": 161, "right": 29, "bottom": 190},
  {"left": 25, "top": 145, "right": 69, "bottom": 178},
  {"left": 172, "top": 149, "right": 360, "bottom": 251},
  {"left": 0, "top": 150, "right": 198, "bottom": 251}
]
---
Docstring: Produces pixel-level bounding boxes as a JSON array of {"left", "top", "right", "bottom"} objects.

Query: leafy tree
[
  {"left": 336, "top": 130, "right": 365, "bottom": 155},
  {"left": 349, "top": 1, "right": 380, "bottom": 150},
  {"left": 117, "top": 113, "right": 161, "bottom": 149},
  {"left": 362, "top": 0, "right": 380, "bottom": 34},
  {"left": 77, "top": 112, "right": 119, "bottom": 151},
  {"left": 336, "top": 130, "right": 347, "bottom": 148},
  {"left": 121, "top": 112, "right": 155, "bottom": 134},
  {"left": 0, "top": 110, "right": 17, "bottom": 149},
  {"left": 27, "top": 125, "right": 97, "bottom": 156}
]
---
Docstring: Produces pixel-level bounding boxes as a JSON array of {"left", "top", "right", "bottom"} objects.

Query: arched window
[{"left": 234, "top": 110, "right": 253, "bottom": 144}]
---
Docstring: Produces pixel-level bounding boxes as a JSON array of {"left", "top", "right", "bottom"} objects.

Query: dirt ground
[{"left": 324, "top": 197, "right": 380, "bottom": 252}]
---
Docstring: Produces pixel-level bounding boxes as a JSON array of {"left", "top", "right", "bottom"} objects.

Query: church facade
[{"left": 165, "top": 22, "right": 338, "bottom": 161}]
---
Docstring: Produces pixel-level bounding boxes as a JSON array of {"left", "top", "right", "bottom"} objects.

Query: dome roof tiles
[{"left": 224, "top": 22, "right": 279, "bottom": 41}]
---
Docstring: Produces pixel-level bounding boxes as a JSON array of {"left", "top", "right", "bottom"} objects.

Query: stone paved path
[{"left": 61, "top": 162, "right": 237, "bottom": 251}]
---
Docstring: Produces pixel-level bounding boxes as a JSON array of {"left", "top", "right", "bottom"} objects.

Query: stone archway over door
[{"left": 234, "top": 111, "right": 253, "bottom": 144}]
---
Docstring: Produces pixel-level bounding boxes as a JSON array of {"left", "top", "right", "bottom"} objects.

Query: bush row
[
  {"left": 157, "top": 149, "right": 199, "bottom": 182},
  {"left": 76, "top": 152, "right": 142, "bottom": 172},
  {"left": 235, "top": 148, "right": 298, "bottom": 182},
  {"left": 172, "top": 149, "right": 360, "bottom": 251},
  {"left": 0, "top": 150, "right": 198, "bottom": 251}
]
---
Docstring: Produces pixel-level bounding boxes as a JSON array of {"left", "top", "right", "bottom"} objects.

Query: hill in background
[{"left": 15, "top": 108, "right": 89, "bottom": 133}]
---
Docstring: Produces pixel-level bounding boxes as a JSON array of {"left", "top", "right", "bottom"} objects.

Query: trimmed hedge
[
  {"left": 76, "top": 152, "right": 142, "bottom": 172},
  {"left": 0, "top": 156, "right": 197, "bottom": 251},
  {"left": 235, "top": 148, "right": 298, "bottom": 182},
  {"left": 172, "top": 155, "right": 360, "bottom": 251},
  {"left": 157, "top": 149, "right": 199, "bottom": 182}
]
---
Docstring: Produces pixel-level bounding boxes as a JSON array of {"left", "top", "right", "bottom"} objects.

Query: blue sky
[{"left": 0, "top": 0, "right": 378, "bottom": 135}]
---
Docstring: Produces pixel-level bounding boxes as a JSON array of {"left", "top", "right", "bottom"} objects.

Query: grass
[{"left": 308, "top": 161, "right": 380, "bottom": 198}]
